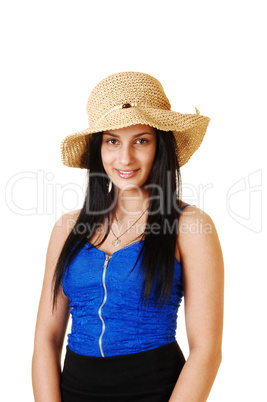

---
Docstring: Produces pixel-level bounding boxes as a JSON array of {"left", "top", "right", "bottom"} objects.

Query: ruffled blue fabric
[{"left": 62, "top": 240, "right": 184, "bottom": 357}]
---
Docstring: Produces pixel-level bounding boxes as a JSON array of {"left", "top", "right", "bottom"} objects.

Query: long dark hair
[{"left": 52, "top": 129, "right": 183, "bottom": 311}]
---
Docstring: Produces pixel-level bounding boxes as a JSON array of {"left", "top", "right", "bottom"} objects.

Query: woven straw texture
[{"left": 60, "top": 71, "right": 210, "bottom": 168}]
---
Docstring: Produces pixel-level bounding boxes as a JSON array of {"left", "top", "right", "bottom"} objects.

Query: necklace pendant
[{"left": 112, "top": 238, "right": 121, "bottom": 247}]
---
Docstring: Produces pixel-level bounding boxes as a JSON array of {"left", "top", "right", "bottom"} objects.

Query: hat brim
[{"left": 60, "top": 106, "right": 210, "bottom": 168}]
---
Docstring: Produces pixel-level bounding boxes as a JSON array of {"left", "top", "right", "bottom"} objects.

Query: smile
[{"left": 115, "top": 169, "right": 139, "bottom": 178}]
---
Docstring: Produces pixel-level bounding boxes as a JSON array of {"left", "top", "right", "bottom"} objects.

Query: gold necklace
[{"left": 110, "top": 207, "right": 148, "bottom": 247}]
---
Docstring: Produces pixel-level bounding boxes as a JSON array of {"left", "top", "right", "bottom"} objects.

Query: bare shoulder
[
  {"left": 47, "top": 209, "right": 82, "bottom": 259},
  {"left": 56, "top": 208, "right": 82, "bottom": 223},
  {"left": 179, "top": 204, "right": 213, "bottom": 232},
  {"left": 54, "top": 208, "right": 82, "bottom": 231},
  {"left": 178, "top": 204, "right": 224, "bottom": 269}
]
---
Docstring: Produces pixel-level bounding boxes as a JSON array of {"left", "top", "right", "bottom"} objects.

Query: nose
[{"left": 118, "top": 143, "right": 134, "bottom": 166}]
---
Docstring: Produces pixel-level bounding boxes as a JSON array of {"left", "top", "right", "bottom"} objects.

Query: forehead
[{"left": 103, "top": 124, "right": 156, "bottom": 136}]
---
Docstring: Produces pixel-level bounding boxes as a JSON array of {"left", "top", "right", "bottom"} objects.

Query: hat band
[
  {"left": 97, "top": 102, "right": 168, "bottom": 122},
  {"left": 97, "top": 103, "right": 201, "bottom": 123}
]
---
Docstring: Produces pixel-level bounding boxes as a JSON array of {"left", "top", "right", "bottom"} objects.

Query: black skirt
[{"left": 61, "top": 341, "right": 186, "bottom": 402}]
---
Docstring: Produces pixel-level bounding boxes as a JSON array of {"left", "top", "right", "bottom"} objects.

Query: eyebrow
[{"left": 103, "top": 132, "right": 154, "bottom": 138}]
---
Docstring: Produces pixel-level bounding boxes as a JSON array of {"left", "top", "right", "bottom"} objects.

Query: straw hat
[{"left": 60, "top": 71, "right": 210, "bottom": 168}]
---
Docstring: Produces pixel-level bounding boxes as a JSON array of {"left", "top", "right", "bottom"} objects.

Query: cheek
[
  {"left": 146, "top": 146, "right": 157, "bottom": 166},
  {"left": 101, "top": 147, "right": 112, "bottom": 167},
  {"left": 141, "top": 153, "right": 156, "bottom": 175}
]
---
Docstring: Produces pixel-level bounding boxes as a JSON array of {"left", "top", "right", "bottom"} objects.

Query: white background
[{"left": 1, "top": 0, "right": 266, "bottom": 400}]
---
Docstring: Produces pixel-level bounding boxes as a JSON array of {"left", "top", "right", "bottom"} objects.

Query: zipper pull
[{"left": 104, "top": 254, "right": 112, "bottom": 268}]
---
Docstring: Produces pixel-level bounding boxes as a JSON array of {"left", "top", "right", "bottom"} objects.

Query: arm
[
  {"left": 169, "top": 207, "right": 224, "bottom": 402},
  {"left": 32, "top": 209, "right": 81, "bottom": 401}
]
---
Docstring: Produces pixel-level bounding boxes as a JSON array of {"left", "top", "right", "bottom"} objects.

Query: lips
[{"left": 115, "top": 169, "right": 139, "bottom": 178}]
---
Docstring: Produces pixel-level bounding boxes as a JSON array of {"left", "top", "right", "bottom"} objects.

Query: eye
[
  {"left": 106, "top": 139, "right": 119, "bottom": 145},
  {"left": 136, "top": 138, "right": 148, "bottom": 144}
]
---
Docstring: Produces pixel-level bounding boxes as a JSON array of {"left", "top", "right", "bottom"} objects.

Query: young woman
[{"left": 32, "top": 71, "right": 224, "bottom": 401}]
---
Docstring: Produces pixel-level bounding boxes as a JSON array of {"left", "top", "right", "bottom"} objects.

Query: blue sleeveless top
[{"left": 62, "top": 204, "right": 190, "bottom": 357}]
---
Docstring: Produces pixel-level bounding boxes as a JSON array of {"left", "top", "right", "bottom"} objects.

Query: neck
[{"left": 115, "top": 187, "right": 149, "bottom": 217}]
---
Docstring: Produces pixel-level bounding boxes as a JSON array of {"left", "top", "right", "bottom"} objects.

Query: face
[{"left": 101, "top": 124, "right": 157, "bottom": 192}]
